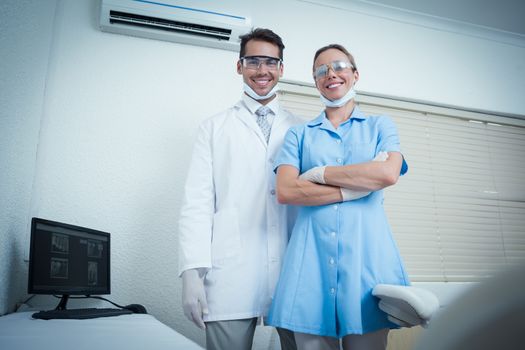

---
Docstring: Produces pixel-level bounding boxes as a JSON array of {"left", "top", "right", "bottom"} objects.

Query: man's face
[{"left": 237, "top": 40, "right": 283, "bottom": 102}]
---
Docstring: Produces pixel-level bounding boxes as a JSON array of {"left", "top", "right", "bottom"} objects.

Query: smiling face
[
  {"left": 237, "top": 39, "right": 283, "bottom": 104},
  {"left": 313, "top": 48, "right": 359, "bottom": 101}
]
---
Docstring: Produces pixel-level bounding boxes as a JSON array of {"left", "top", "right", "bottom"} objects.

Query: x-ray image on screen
[
  {"left": 51, "top": 233, "right": 69, "bottom": 254},
  {"left": 50, "top": 257, "right": 69, "bottom": 279},
  {"left": 87, "top": 261, "right": 98, "bottom": 286},
  {"left": 87, "top": 240, "right": 103, "bottom": 258}
]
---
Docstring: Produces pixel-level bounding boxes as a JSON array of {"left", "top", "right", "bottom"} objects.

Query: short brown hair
[
  {"left": 239, "top": 28, "right": 285, "bottom": 60},
  {"left": 313, "top": 44, "right": 357, "bottom": 72}
]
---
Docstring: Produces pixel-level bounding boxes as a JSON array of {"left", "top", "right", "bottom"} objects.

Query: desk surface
[{"left": 0, "top": 311, "right": 202, "bottom": 350}]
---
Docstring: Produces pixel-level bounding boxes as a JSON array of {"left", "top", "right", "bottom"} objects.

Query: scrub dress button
[
  {"left": 336, "top": 158, "right": 342, "bottom": 163},
  {"left": 333, "top": 205, "right": 338, "bottom": 210},
  {"left": 330, "top": 288, "right": 336, "bottom": 294},
  {"left": 336, "top": 139, "right": 342, "bottom": 144},
  {"left": 330, "top": 231, "right": 336, "bottom": 237},
  {"left": 329, "top": 258, "right": 335, "bottom": 265}
]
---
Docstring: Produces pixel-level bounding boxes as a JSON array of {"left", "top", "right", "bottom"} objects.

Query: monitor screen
[{"left": 28, "top": 217, "right": 110, "bottom": 296}]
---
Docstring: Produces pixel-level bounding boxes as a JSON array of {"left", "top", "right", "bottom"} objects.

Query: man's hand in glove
[{"left": 182, "top": 268, "right": 208, "bottom": 329}]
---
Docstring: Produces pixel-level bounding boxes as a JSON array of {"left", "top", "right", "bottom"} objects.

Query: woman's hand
[
  {"left": 323, "top": 151, "right": 403, "bottom": 192},
  {"left": 276, "top": 165, "right": 342, "bottom": 206}
]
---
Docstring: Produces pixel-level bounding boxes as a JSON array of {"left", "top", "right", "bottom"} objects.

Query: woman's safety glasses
[
  {"left": 241, "top": 56, "right": 282, "bottom": 71},
  {"left": 313, "top": 60, "right": 354, "bottom": 80}
]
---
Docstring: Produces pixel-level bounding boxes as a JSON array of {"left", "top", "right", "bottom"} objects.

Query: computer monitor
[{"left": 28, "top": 217, "right": 110, "bottom": 310}]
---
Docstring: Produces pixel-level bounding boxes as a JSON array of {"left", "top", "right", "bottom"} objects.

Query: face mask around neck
[
  {"left": 243, "top": 82, "right": 279, "bottom": 101},
  {"left": 319, "top": 86, "right": 356, "bottom": 108}
]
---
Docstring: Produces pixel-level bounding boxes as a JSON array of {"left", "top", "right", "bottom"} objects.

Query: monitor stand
[
  {"left": 55, "top": 294, "right": 70, "bottom": 310},
  {"left": 31, "top": 294, "right": 132, "bottom": 320}
]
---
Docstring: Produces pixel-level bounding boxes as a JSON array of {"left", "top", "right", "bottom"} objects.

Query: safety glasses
[
  {"left": 313, "top": 60, "right": 354, "bottom": 80},
  {"left": 241, "top": 56, "right": 282, "bottom": 71}
]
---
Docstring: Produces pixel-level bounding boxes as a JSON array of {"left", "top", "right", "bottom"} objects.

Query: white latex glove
[
  {"left": 340, "top": 151, "right": 389, "bottom": 201},
  {"left": 182, "top": 268, "right": 208, "bottom": 329},
  {"left": 340, "top": 187, "right": 371, "bottom": 201},
  {"left": 373, "top": 151, "right": 389, "bottom": 162},
  {"left": 299, "top": 165, "right": 327, "bottom": 184},
  {"left": 299, "top": 152, "right": 389, "bottom": 185}
]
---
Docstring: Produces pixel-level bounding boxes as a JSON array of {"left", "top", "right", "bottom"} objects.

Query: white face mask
[
  {"left": 319, "top": 86, "right": 356, "bottom": 108},
  {"left": 243, "top": 82, "right": 279, "bottom": 101}
]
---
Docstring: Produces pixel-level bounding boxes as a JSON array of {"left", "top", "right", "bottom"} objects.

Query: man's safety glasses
[
  {"left": 313, "top": 60, "right": 354, "bottom": 80},
  {"left": 241, "top": 56, "right": 282, "bottom": 71}
]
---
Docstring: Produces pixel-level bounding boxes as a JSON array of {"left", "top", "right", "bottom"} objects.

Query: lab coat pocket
[
  {"left": 211, "top": 208, "right": 241, "bottom": 264},
  {"left": 350, "top": 142, "right": 375, "bottom": 164}
]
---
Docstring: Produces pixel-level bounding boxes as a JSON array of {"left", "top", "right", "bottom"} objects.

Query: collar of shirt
[
  {"left": 241, "top": 93, "right": 278, "bottom": 126},
  {"left": 307, "top": 105, "right": 366, "bottom": 131}
]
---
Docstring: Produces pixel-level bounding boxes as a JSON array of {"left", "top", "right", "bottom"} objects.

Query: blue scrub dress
[{"left": 267, "top": 107, "right": 409, "bottom": 338}]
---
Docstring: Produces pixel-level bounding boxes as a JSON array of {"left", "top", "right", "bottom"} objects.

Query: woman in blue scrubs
[{"left": 267, "top": 44, "right": 409, "bottom": 350}]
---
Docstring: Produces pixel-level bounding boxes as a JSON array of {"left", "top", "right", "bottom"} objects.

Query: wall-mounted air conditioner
[{"left": 99, "top": 0, "right": 251, "bottom": 51}]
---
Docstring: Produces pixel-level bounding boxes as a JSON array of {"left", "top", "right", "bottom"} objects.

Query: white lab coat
[{"left": 178, "top": 96, "right": 303, "bottom": 321}]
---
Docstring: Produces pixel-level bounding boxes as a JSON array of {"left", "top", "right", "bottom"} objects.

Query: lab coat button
[
  {"left": 336, "top": 139, "right": 342, "bottom": 144},
  {"left": 336, "top": 158, "right": 342, "bottom": 163},
  {"left": 270, "top": 189, "right": 276, "bottom": 195},
  {"left": 333, "top": 205, "right": 338, "bottom": 210}
]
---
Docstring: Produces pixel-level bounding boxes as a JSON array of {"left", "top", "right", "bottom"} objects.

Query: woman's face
[{"left": 313, "top": 48, "right": 359, "bottom": 101}]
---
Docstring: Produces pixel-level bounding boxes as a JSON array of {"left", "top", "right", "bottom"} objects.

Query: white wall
[
  {"left": 272, "top": 0, "right": 525, "bottom": 116},
  {"left": 0, "top": 0, "right": 57, "bottom": 318},
  {"left": 1, "top": 0, "right": 524, "bottom": 349}
]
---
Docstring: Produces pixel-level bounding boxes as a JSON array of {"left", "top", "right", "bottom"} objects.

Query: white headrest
[{"left": 373, "top": 284, "right": 440, "bottom": 320}]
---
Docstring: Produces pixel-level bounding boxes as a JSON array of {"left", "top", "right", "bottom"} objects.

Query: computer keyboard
[{"left": 32, "top": 307, "right": 133, "bottom": 320}]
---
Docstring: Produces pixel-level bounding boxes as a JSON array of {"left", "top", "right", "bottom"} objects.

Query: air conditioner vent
[
  {"left": 100, "top": 0, "right": 251, "bottom": 51},
  {"left": 109, "top": 10, "right": 232, "bottom": 40}
]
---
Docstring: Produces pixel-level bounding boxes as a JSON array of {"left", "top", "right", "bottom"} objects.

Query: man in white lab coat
[{"left": 178, "top": 28, "right": 302, "bottom": 350}]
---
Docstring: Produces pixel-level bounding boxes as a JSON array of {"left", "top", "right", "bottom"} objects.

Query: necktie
[{"left": 255, "top": 106, "right": 272, "bottom": 143}]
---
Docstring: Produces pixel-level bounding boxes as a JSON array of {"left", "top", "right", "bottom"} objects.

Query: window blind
[{"left": 278, "top": 83, "right": 525, "bottom": 282}]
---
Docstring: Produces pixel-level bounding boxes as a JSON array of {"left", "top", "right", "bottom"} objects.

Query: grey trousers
[
  {"left": 294, "top": 329, "right": 389, "bottom": 350},
  {"left": 205, "top": 318, "right": 296, "bottom": 350}
]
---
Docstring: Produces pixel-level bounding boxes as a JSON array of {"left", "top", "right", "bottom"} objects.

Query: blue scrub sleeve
[
  {"left": 376, "top": 116, "right": 408, "bottom": 175},
  {"left": 273, "top": 127, "right": 301, "bottom": 173}
]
